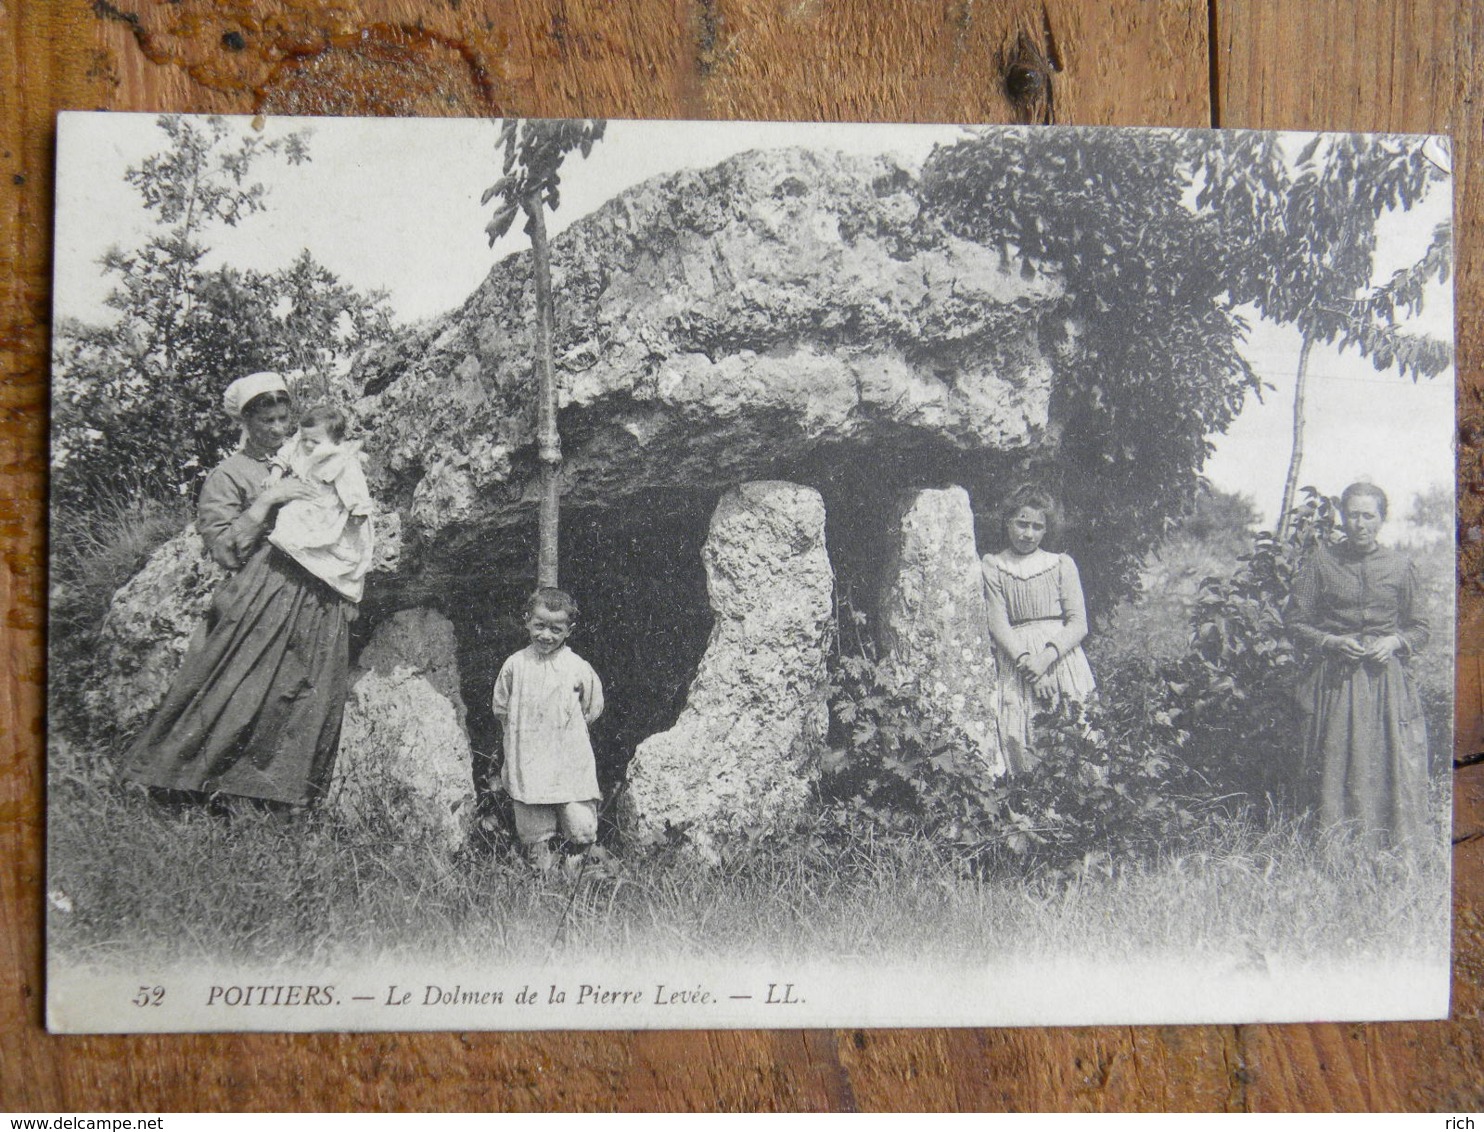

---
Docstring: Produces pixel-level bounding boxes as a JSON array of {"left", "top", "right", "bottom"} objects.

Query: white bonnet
[{"left": 222, "top": 371, "right": 288, "bottom": 420}]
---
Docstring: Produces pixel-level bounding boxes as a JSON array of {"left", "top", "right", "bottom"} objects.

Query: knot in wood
[{"left": 1006, "top": 62, "right": 1046, "bottom": 103}]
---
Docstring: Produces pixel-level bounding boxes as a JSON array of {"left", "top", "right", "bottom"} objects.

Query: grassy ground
[
  {"left": 45, "top": 490, "right": 1453, "bottom": 979},
  {"left": 48, "top": 738, "right": 1450, "bottom": 973}
]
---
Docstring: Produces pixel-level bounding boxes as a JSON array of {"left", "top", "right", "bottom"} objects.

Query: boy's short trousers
[{"left": 512, "top": 798, "right": 598, "bottom": 846}]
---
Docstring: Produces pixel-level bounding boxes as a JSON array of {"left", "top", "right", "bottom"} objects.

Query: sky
[{"left": 53, "top": 113, "right": 1454, "bottom": 537}]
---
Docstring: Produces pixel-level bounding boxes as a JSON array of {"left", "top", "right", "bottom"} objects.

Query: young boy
[{"left": 491, "top": 588, "right": 605, "bottom": 870}]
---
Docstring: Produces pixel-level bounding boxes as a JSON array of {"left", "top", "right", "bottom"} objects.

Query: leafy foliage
[
  {"left": 823, "top": 637, "right": 1209, "bottom": 878},
  {"left": 1195, "top": 133, "right": 1452, "bottom": 377},
  {"left": 1172, "top": 491, "right": 1339, "bottom": 795},
  {"left": 1189, "top": 132, "right": 1452, "bottom": 522},
  {"left": 482, "top": 118, "right": 607, "bottom": 245},
  {"left": 821, "top": 591, "right": 1205, "bottom": 878},
  {"left": 823, "top": 492, "right": 1352, "bottom": 876},
  {"left": 919, "top": 129, "right": 1450, "bottom": 609},
  {"left": 52, "top": 116, "right": 396, "bottom": 511},
  {"left": 920, "top": 129, "right": 1260, "bottom": 613}
]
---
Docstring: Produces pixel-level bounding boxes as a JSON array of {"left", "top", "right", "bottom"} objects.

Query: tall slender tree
[
  {"left": 1193, "top": 133, "right": 1452, "bottom": 528},
  {"left": 484, "top": 118, "right": 606, "bottom": 588}
]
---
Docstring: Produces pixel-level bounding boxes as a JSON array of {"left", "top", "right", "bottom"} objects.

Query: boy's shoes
[
  {"left": 524, "top": 839, "right": 620, "bottom": 880},
  {"left": 565, "top": 843, "right": 621, "bottom": 879},
  {"left": 525, "top": 838, "right": 558, "bottom": 873}
]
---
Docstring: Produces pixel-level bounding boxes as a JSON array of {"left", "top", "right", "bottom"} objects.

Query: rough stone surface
[
  {"left": 91, "top": 507, "right": 403, "bottom": 735},
  {"left": 622, "top": 482, "right": 834, "bottom": 857},
  {"left": 356, "top": 146, "right": 1062, "bottom": 596},
  {"left": 86, "top": 525, "right": 226, "bottom": 733},
  {"left": 876, "top": 486, "right": 1005, "bottom": 778},
  {"left": 332, "top": 608, "right": 475, "bottom": 850}
]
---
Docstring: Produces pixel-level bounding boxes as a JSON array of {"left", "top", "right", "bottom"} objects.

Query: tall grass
[
  {"left": 48, "top": 738, "right": 1449, "bottom": 972},
  {"left": 50, "top": 486, "right": 193, "bottom": 638},
  {"left": 49, "top": 487, "right": 192, "bottom": 739}
]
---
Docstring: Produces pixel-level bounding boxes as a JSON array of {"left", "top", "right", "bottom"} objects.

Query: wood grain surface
[{"left": 2, "top": 0, "right": 1480, "bottom": 1112}]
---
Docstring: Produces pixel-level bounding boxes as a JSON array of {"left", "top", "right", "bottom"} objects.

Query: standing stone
[
  {"left": 86, "top": 525, "right": 226, "bottom": 734},
  {"left": 623, "top": 482, "right": 834, "bottom": 858},
  {"left": 333, "top": 608, "right": 475, "bottom": 851},
  {"left": 877, "top": 486, "right": 1005, "bottom": 778}
]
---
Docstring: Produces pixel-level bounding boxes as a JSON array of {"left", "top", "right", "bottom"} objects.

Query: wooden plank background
[{"left": 2, "top": 0, "right": 1480, "bottom": 1112}]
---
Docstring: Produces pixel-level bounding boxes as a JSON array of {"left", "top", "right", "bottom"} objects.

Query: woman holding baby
[{"left": 120, "top": 371, "right": 373, "bottom": 807}]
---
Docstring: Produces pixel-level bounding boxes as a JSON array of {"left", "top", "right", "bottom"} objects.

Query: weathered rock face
[
  {"left": 622, "top": 482, "right": 834, "bottom": 857},
  {"left": 876, "top": 486, "right": 1004, "bottom": 777},
  {"left": 332, "top": 608, "right": 475, "bottom": 850},
  {"left": 85, "top": 525, "right": 226, "bottom": 733},
  {"left": 357, "top": 146, "right": 1061, "bottom": 597},
  {"left": 89, "top": 503, "right": 405, "bottom": 738}
]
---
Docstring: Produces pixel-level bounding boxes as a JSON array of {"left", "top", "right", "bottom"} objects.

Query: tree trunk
[
  {"left": 1278, "top": 333, "right": 1316, "bottom": 535},
  {"left": 526, "top": 193, "right": 561, "bottom": 587}
]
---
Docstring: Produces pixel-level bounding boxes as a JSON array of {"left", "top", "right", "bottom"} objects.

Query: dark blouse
[
  {"left": 1287, "top": 541, "right": 1429, "bottom": 656},
  {"left": 197, "top": 451, "right": 272, "bottom": 570}
]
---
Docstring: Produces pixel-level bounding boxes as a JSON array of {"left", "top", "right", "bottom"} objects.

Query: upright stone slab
[
  {"left": 877, "top": 486, "right": 1005, "bottom": 778},
  {"left": 333, "top": 607, "right": 476, "bottom": 850},
  {"left": 86, "top": 524, "right": 226, "bottom": 734},
  {"left": 623, "top": 482, "right": 834, "bottom": 858}
]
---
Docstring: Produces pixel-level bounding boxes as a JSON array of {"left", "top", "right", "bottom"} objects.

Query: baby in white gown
[{"left": 267, "top": 404, "right": 375, "bottom": 603}]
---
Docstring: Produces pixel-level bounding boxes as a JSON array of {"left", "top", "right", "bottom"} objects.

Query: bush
[
  {"left": 821, "top": 612, "right": 1208, "bottom": 879},
  {"left": 820, "top": 490, "right": 1373, "bottom": 876}
]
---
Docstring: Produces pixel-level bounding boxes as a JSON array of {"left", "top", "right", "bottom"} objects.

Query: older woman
[
  {"left": 1287, "top": 482, "right": 1430, "bottom": 847},
  {"left": 120, "top": 372, "right": 358, "bottom": 807}
]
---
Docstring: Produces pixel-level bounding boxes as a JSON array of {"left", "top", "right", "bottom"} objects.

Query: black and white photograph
[{"left": 46, "top": 112, "right": 1455, "bottom": 1032}]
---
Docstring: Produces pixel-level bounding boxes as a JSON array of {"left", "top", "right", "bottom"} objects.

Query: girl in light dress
[
  {"left": 267, "top": 403, "right": 375, "bottom": 604},
  {"left": 980, "top": 485, "right": 1096, "bottom": 774}
]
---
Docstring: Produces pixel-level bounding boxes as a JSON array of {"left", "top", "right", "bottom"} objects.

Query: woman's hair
[
  {"left": 1340, "top": 481, "right": 1388, "bottom": 520},
  {"left": 526, "top": 586, "right": 579, "bottom": 621},
  {"left": 242, "top": 389, "right": 292, "bottom": 419},
  {"left": 300, "top": 403, "right": 349, "bottom": 444},
  {"left": 999, "top": 483, "right": 1062, "bottom": 544}
]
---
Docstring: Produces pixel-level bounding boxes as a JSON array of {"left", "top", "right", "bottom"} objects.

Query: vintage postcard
[{"left": 46, "top": 113, "right": 1455, "bottom": 1032}]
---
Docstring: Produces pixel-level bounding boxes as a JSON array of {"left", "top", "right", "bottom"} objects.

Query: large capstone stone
[
  {"left": 332, "top": 608, "right": 475, "bottom": 850},
  {"left": 876, "top": 486, "right": 1004, "bottom": 778},
  {"left": 85, "top": 525, "right": 225, "bottom": 734},
  {"left": 356, "top": 145, "right": 1061, "bottom": 606},
  {"left": 622, "top": 482, "right": 833, "bottom": 857}
]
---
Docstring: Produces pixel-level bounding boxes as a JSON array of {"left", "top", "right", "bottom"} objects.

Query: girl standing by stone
[{"left": 980, "top": 485, "right": 1096, "bottom": 774}]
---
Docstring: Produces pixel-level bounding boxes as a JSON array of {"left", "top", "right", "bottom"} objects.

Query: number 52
[{"left": 131, "top": 985, "right": 165, "bottom": 1007}]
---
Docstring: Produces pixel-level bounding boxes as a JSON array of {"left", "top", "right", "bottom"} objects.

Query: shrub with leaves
[
  {"left": 823, "top": 637, "right": 1216, "bottom": 877},
  {"left": 825, "top": 646, "right": 1002, "bottom": 841},
  {"left": 53, "top": 116, "right": 396, "bottom": 513},
  {"left": 822, "top": 491, "right": 1356, "bottom": 876}
]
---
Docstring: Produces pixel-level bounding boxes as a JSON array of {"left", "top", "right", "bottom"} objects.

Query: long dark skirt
[
  {"left": 1296, "top": 654, "right": 1429, "bottom": 848},
  {"left": 120, "top": 544, "right": 353, "bottom": 805}
]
